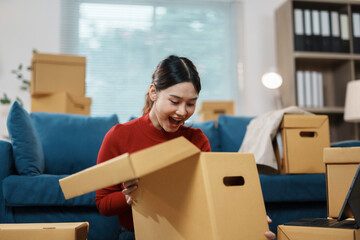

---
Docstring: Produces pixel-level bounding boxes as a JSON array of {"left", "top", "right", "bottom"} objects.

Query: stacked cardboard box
[
  {"left": 59, "top": 137, "right": 270, "bottom": 240},
  {"left": 275, "top": 114, "right": 330, "bottom": 174},
  {"left": 197, "top": 101, "right": 234, "bottom": 121},
  {"left": 30, "top": 53, "right": 91, "bottom": 115},
  {"left": 277, "top": 147, "right": 360, "bottom": 239},
  {"left": 0, "top": 222, "right": 88, "bottom": 240}
]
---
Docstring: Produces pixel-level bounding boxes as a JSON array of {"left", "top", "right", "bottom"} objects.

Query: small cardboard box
[
  {"left": 277, "top": 224, "right": 360, "bottom": 240},
  {"left": 324, "top": 147, "right": 360, "bottom": 218},
  {"left": 31, "top": 53, "right": 86, "bottom": 96},
  {"left": 0, "top": 222, "right": 89, "bottom": 240},
  {"left": 31, "top": 92, "right": 92, "bottom": 115},
  {"left": 60, "top": 137, "right": 269, "bottom": 240},
  {"left": 197, "top": 101, "right": 234, "bottom": 121},
  {"left": 276, "top": 114, "right": 330, "bottom": 174}
]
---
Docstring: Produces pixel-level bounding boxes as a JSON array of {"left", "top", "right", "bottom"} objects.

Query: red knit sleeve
[
  {"left": 95, "top": 126, "right": 133, "bottom": 228},
  {"left": 189, "top": 128, "right": 211, "bottom": 152}
]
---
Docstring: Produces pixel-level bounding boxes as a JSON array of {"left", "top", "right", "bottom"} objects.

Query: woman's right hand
[{"left": 122, "top": 178, "right": 139, "bottom": 205}]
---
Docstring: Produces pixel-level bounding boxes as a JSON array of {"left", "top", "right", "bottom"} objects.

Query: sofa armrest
[
  {"left": 0, "top": 140, "right": 15, "bottom": 180},
  {"left": 0, "top": 140, "right": 15, "bottom": 223}
]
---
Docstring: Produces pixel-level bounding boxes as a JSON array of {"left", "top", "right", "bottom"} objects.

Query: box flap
[
  {"left": 280, "top": 114, "right": 328, "bottom": 129},
  {"left": 130, "top": 136, "right": 201, "bottom": 177},
  {"left": 67, "top": 93, "right": 92, "bottom": 106},
  {"left": 32, "top": 53, "right": 86, "bottom": 65},
  {"left": 59, "top": 137, "right": 200, "bottom": 199},
  {"left": 0, "top": 222, "right": 88, "bottom": 230},
  {"left": 324, "top": 147, "right": 360, "bottom": 164}
]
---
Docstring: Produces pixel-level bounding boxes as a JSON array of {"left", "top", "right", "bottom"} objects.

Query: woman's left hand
[{"left": 264, "top": 216, "right": 276, "bottom": 240}]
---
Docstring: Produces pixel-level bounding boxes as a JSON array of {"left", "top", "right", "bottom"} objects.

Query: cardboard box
[
  {"left": 0, "top": 222, "right": 89, "bottom": 240},
  {"left": 197, "top": 101, "right": 234, "bottom": 121},
  {"left": 31, "top": 53, "right": 86, "bottom": 96},
  {"left": 60, "top": 137, "right": 269, "bottom": 240},
  {"left": 324, "top": 147, "right": 360, "bottom": 218},
  {"left": 277, "top": 224, "right": 360, "bottom": 240},
  {"left": 276, "top": 114, "right": 330, "bottom": 174},
  {"left": 31, "top": 92, "right": 92, "bottom": 115}
]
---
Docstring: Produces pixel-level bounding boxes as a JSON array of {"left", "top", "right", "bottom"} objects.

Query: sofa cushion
[
  {"left": 2, "top": 175, "right": 95, "bottom": 207},
  {"left": 30, "top": 113, "right": 119, "bottom": 174},
  {"left": 189, "top": 121, "right": 221, "bottom": 152},
  {"left": 7, "top": 102, "right": 45, "bottom": 176},
  {"left": 259, "top": 174, "right": 326, "bottom": 202},
  {"left": 217, "top": 115, "right": 255, "bottom": 152}
]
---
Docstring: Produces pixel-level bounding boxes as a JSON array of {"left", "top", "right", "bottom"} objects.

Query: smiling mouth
[{"left": 169, "top": 117, "right": 182, "bottom": 127}]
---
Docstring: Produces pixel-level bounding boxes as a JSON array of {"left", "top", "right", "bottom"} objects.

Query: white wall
[
  {"left": 0, "top": 0, "right": 61, "bottom": 112},
  {"left": 0, "top": 0, "right": 286, "bottom": 116}
]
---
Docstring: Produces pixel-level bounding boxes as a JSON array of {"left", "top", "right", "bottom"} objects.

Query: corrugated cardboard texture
[
  {"left": 0, "top": 222, "right": 89, "bottom": 240},
  {"left": 278, "top": 114, "right": 330, "bottom": 174},
  {"left": 31, "top": 53, "right": 86, "bottom": 96},
  {"left": 197, "top": 101, "right": 234, "bottom": 121},
  {"left": 324, "top": 147, "right": 360, "bottom": 164},
  {"left": 60, "top": 137, "right": 269, "bottom": 240},
  {"left": 59, "top": 137, "right": 201, "bottom": 200},
  {"left": 324, "top": 147, "right": 360, "bottom": 218},
  {"left": 31, "top": 92, "right": 92, "bottom": 115},
  {"left": 132, "top": 152, "right": 269, "bottom": 240},
  {"left": 278, "top": 225, "right": 360, "bottom": 240}
]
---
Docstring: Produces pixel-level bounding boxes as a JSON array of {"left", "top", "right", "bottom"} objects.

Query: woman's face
[{"left": 149, "top": 82, "right": 198, "bottom": 132}]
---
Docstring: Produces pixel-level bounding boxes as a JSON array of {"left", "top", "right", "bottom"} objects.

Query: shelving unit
[{"left": 276, "top": 0, "right": 360, "bottom": 142}]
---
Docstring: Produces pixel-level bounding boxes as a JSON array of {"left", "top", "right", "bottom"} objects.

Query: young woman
[{"left": 95, "top": 55, "right": 275, "bottom": 240}]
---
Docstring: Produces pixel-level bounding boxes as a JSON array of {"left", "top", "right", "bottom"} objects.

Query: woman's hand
[
  {"left": 264, "top": 216, "right": 276, "bottom": 240},
  {"left": 122, "top": 178, "right": 139, "bottom": 205}
]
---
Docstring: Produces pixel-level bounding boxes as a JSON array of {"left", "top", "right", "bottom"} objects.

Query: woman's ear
[{"left": 149, "top": 84, "right": 157, "bottom": 101}]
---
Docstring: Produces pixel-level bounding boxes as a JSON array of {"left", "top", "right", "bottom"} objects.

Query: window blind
[{"left": 61, "top": 0, "right": 240, "bottom": 122}]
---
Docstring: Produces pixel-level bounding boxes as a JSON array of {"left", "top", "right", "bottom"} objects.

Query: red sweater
[{"left": 95, "top": 113, "right": 211, "bottom": 229}]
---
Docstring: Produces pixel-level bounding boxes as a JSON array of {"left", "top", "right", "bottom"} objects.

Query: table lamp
[
  {"left": 344, "top": 80, "right": 360, "bottom": 140},
  {"left": 261, "top": 71, "right": 283, "bottom": 109}
]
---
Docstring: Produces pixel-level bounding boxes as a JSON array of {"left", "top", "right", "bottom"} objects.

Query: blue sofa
[{"left": 1, "top": 102, "right": 356, "bottom": 239}]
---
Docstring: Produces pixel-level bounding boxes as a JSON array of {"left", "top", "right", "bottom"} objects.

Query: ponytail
[{"left": 142, "top": 92, "right": 153, "bottom": 115}]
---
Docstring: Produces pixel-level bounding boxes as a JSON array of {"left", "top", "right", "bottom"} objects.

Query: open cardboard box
[
  {"left": 31, "top": 92, "right": 92, "bottom": 115},
  {"left": 31, "top": 53, "right": 86, "bottom": 96},
  {"left": 324, "top": 147, "right": 360, "bottom": 218},
  {"left": 275, "top": 114, "right": 330, "bottom": 174},
  {"left": 0, "top": 222, "right": 88, "bottom": 240},
  {"left": 60, "top": 137, "right": 269, "bottom": 240},
  {"left": 278, "top": 224, "right": 360, "bottom": 240}
]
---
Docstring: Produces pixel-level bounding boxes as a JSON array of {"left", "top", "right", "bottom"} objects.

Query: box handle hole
[
  {"left": 299, "top": 131, "right": 317, "bottom": 138},
  {"left": 223, "top": 176, "right": 245, "bottom": 186}
]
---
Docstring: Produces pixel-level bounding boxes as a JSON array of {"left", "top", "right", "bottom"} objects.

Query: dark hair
[{"left": 142, "top": 55, "right": 201, "bottom": 115}]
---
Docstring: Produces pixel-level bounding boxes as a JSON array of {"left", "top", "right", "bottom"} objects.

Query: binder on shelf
[
  {"left": 304, "top": 9, "right": 313, "bottom": 51},
  {"left": 311, "top": 71, "right": 319, "bottom": 107},
  {"left": 294, "top": 8, "right": 305, "bottom": 51},
  {"left": 311, "top": 9, "right": 321, "bottom": 51},
  {"left": 352, "top": 12, "right": 360, "bottom": 53},
  {"left": 340, "top": 13, "right": 350, "bottom": 53},
  {"left": 304, "top": 71, "right": 313, "bottom": 107},
  {"left": 296, "top": 71, "right": 305, "bottom": 107},
  {"left": 320, "top": 10, "right": 331, "bottom": 52},
  {"left": 331, "top": 11, "right": 342, "bottom": 52},
  {"left": 317, "top": 72, "right": 324, "bottom": 107}
]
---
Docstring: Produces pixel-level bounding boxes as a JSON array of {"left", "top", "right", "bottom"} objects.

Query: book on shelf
[
  {"left": 331, "top": 11, "right": 342, "bottom": 52},
  {"left": 296, "top": 70, "right": 324, "bottom": 108},
  {"left": 340, "top": 13, "right": 350, "bottom": 53},
  {"left": 311, "top": 9, "right": 321, "bottom": 51},
  {"left": 320, "top": 10, "right": 331, "bottom": 52},
  {"left": 294, "top": 8, "right": 305, "bottom": 51},
  {"left": 352, "top": 12, "right": 360, "bottom": 54},
  {"left": 304, "top": 9, "right": 313, "bottom": 51}
]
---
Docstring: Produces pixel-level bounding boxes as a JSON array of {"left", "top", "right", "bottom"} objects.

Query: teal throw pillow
[{"left": 7, "top": 101, "right": 45, "bottom": 175}]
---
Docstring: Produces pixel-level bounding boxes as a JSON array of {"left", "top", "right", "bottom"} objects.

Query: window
[{"left": 61, "top": 0, "right": 241, "bottom": 122}]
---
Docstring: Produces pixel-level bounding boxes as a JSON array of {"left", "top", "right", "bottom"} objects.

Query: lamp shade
[
  {"left": 261, "top": 72, "right": 283, "bottom": 89},
  {"left": 344, "top": 80, "right": 360, "bottom": 122}
]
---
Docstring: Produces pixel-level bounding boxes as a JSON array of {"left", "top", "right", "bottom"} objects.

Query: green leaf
[
  {"left": 27, "top": 66, "right": 32, "bottom": 71},
  {"left": 17, "top": 74, "right": 22, "bottom": 79},
  {"left": 11, "top": 70, "right": 17, "bottom": 74},
  {"left": 32, "top": 49, "right": 37, "bottom": 54},
  {"left": 23, "top": 80, "right": 30, "bottom": 85},
  {"left": 18, "top": 64, "right": 23, "bottom": 71},
  {"left": 16, "top": 97, "right": 23, "bottom": 107}
]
